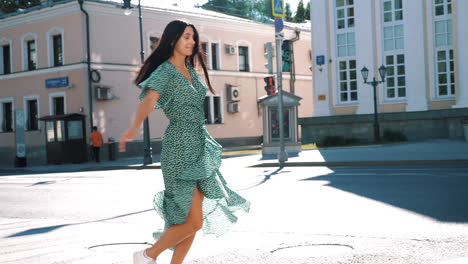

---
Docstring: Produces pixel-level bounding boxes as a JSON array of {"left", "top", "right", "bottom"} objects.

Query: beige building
[{"left": 0, "top": 0, "right": 313, "bottom": 166}]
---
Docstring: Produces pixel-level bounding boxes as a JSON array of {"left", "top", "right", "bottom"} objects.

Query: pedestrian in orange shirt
[{"left": 89, "top": 126, "right": 103, "bottom": 163}]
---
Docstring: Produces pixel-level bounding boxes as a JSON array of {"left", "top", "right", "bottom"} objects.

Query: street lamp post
[
  {"left": 361, "top": 65, "right": 387, "bottom": 142},
  {"left": 123, "top": 0, "right": 152, "bottom": 165}
]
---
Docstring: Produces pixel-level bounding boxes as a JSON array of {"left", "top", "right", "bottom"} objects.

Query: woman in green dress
[{"left": 119, "top": 20, "right": 250, "bottom": 264}]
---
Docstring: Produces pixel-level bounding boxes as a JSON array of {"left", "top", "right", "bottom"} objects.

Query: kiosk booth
[
  {"left": 258, "top": 92, "right": 302, "bottom": 156},
  {"left": 39, "top": 113, "right": 87, "bottom": 164}
]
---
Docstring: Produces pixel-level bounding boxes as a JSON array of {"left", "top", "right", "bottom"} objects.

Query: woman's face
[{"left": 173, "top": 26, "right": 195, "bottom": 57}]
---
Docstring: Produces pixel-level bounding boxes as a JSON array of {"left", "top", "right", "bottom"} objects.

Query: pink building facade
[{"left": 0, "top": 0, "right": 313, "bottom": 166}]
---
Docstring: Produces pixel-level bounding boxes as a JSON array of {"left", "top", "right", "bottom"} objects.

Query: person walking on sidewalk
[
  {"left": 119, "top": 20, "right": 250, "bottom": 264},
  {"left": 89, "top": 126, "right": 103, "bottom": 163}
]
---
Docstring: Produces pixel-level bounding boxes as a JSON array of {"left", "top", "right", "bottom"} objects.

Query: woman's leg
[
  {"left": 170, "top": 234, "right": 196, "bottom": 264},
  {"left": 146, "top": 187, "right": 204, "bottom": 261}
]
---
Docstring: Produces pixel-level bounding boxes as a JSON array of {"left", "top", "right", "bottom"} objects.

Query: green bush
[
  {"left": 318, "top": 136, "right": 360, "bottom": 147},
  {"left": 382, "top": 129, "right": 407, "bottom": 142}
]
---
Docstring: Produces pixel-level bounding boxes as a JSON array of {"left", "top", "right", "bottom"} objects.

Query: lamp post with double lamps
[
  {"left": 122, "top": 0, "right": 152, "bottom": 165},
  {"left": 360, "top": 65, "right": 387, "bottom": 142}
]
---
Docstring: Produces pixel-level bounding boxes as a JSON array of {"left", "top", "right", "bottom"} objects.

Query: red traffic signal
[{"left": 264, "top": 76, "right": 276, "bottom": 95}]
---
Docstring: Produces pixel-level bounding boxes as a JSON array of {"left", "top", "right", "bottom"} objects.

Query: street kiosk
[
  {"left": 39, "top": 113, "right": 87, "bottom": 164},
  {"left": 258, "top": 91, "right": 302, "bottom": 156}
]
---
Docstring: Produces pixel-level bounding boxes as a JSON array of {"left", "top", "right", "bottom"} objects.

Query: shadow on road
[
  {"left": 5, "top": 209, "right": 153, "bottom": 238},
  {"left": 301, "top": 166, "right": 468, "bottom": 223}
]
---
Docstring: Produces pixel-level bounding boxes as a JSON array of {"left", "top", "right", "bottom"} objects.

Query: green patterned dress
[{"left": 139, "top": 60, "right": 250, "bottom": 239}]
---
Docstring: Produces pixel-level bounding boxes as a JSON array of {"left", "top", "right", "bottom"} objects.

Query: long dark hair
[{"left": 134, "top": 20, "right": 214, "bottom": 94}]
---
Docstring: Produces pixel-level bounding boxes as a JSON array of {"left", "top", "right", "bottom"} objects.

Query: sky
[{"left": 160, "top": 0, "right": 302, "bottom": 14}]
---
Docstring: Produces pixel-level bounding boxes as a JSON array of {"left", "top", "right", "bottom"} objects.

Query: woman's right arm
[{"left": 119, "top": 89, "right": 161, "bottom": 152}]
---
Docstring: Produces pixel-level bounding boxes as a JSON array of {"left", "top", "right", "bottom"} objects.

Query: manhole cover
[{"left": 272, "top": 244, "right": 353, "bottom": 258}]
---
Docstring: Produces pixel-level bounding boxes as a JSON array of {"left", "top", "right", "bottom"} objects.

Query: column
[
  {"left": 453, "top": 0, "right": 468, "bottom": 108},
  {"left": 405, "top": 0, "right": 429, "bottom": 111},
  {"left": 355, "top": 0, "right": 375, "bottom": 114},
  {"left": 311, "top": 0, "right": 331, "bottom": 116}
]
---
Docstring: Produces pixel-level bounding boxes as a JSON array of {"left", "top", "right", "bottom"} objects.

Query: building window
[
  {"left": 383, "top": 0, "right": 403, "bottom": 22},
  {"left": 53, "top": 97, "right": 64, "bottom": 115},
  {"left": 150, "top": 36, "right": 159, "bottom": 51},
  {"left": 52, "top": 34, "right": 63, "bottom": 66},
  {"left": 338, "top": 60, "right": 357, "bottom": 102},
  {"left": 435, "top": 19, "right": 453, "bottom": 47},
  {"left": 1, "top": 101, "right": 13, "bottom": 132},
  {"left": 201, "top": 42, "right": 208, "bottom": 64},
  {"left": 385, "top": 54, "right": 406, "bottom": 98},
  {"left": 336, "top": 0, "right": 354, "bottom": 29},
  {"left": 204, "top": 95, "right": 223, "bottom": 124},
  {"left": 26, "top": 99, "right": 39, "bottom": 130},
  {"left": 2, "top": 44, "right": 11, "bottom": 74},
  {"left": 211, "top": 43, "right": 219, "bottom": 70},
  {"left": 27, "top": 40, "right": 37, "bottom": 71},
  {"left": 337, "top": 32, "right": 355, "bottom": 57},
  {"left": 435, "top": 0, "right": 452, "bottom": 16},
  {"left": 238, "top": 46, "right": 249, "bottom": 72},
  {"left": 384, "top": 25, "right": 404, "bottom": 51},
  {"left": 436, "top": 49, "right": 455, "bottom": 96}
]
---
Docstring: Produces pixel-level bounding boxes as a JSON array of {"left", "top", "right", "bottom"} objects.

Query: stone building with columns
[{"left": 301, "top": 0, "right": 468, "bottom": 144}]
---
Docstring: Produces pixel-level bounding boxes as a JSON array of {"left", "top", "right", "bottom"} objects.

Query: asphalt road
[{"left": 1, "top": 163, "right": 467, "bottom": 264}]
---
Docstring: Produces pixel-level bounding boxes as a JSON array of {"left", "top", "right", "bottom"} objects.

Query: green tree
[
  {"left": 202, "top": 0, "right": 253, "bottom": 20},
  {"left": 201, "top": 0, "right": 277, "bottom": 23},
  {"left": 285, "top": 3, "right": 293, "bottom": 22},
  {"left": 293, "top": 0, "right": 307, "bottom": 23},
  {"left": 0, "top": 0, "right": 42, "bottom": 14},
  {"left": 305, "top": 1, "right": 310, "bottom": 20}
]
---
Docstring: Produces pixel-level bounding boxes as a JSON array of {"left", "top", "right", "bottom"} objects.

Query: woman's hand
[{"left": 119, "top": 128, "right": 138, "bottom": 152}]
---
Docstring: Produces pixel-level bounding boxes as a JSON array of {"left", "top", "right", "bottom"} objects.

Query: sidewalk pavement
[{"left": 1, "top": 139, "right": 468, "bottom": 175}]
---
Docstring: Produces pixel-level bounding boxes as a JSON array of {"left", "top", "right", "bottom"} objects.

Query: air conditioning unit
[
  {"left": 226, "top": 85, "right": 240, "bottom": 102},
  {"left": 225, "top": 45, "right": 236, "bottom": 55},
  {"left": 227, "top": 102, "right": 239, "bottom": 113},
  {"left": 95, "top": 86, "right": 112, "bottom": 100}
]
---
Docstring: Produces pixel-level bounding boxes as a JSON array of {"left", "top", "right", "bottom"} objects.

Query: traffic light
[
  {"left": 264, "top": 42, "right": 273, "bottom": 74},
  {"left": 264, "top": 76, "right": 276, "bottom": 95},
  {"left": 282, "top": 40, "right": 291, "bottom": 72}
]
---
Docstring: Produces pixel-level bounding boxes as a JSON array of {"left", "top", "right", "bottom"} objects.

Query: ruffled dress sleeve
[{"left": 138, "top": 63, "right": 171, "bottom": 109}]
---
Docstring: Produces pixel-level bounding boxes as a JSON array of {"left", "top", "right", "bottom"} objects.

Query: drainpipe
[
  {"left": 289, "top": 29, "right": 300, "bottom": 94},
  {"left": 78, "top": 0, "right": 93, "bottom": 131}
]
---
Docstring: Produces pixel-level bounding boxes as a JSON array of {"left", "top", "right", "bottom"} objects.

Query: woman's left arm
[{"left": 119, "top": 89, "right": 161, "bottom": 152}]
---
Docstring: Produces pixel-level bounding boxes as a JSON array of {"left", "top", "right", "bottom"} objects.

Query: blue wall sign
[
  {"left": 316, "top": 55, "right": 325, "bottom": 65},
  {"left": 46, "top": 77, "right": 69, "bottom": 88}
]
